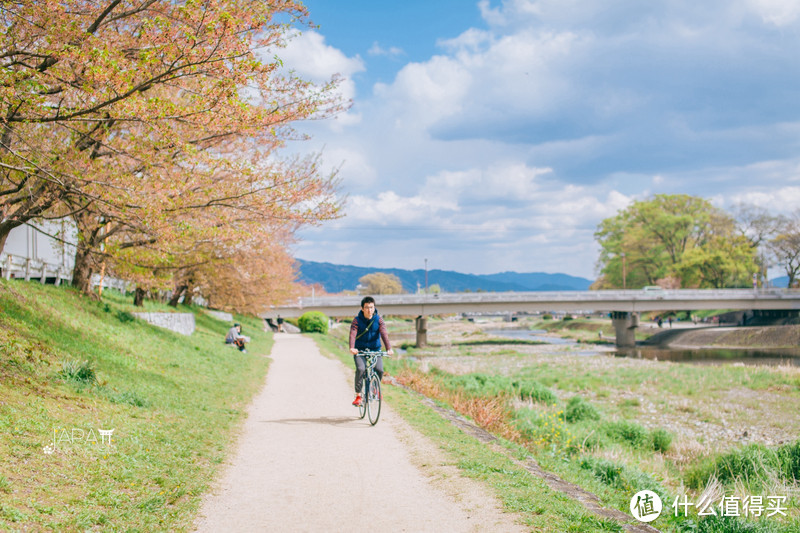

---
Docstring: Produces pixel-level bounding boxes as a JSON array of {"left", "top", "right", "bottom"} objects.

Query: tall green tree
[
  {"left": 359, "top": 272, "right": 405, "bottom": 295},
  {"left": 676, "top": 234, "right": 758, "bottom": 288},
  {"left": 594, "top": 194, "right": 758, "bottom": 288}
]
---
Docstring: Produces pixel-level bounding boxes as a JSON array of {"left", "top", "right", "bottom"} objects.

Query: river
[{"left": 487, "top": 329, "right": 800, "bottom": 366}]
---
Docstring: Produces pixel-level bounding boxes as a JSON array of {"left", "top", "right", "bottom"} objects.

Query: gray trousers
[{"left": 353, "top": 354, "right": 384, "bottom": 393}]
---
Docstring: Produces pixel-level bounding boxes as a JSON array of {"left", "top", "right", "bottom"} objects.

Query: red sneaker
[{"left": 352, "top": 395, "right": 362, "bottom": 406}]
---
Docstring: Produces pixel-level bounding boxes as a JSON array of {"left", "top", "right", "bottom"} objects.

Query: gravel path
[{"left": 193, "top": 333, "right": 524, "bottom": 532}]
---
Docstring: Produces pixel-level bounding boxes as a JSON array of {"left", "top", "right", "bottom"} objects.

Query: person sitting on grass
[{"left": 225, "top": 323, "right": 249, "bottom": 353}]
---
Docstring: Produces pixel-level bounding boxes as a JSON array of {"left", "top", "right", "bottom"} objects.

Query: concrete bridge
[{"left": 266, "top": 289, "right": 800, "bottom": 348}]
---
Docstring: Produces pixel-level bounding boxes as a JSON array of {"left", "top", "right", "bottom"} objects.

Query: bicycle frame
[{"left": 357, "top": 350, "right": 388, "bottom": 425}]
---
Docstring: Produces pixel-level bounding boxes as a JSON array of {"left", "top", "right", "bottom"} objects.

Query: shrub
[
  {"left": 580, "top": 456, "right": 624, "bottom": 488},
  {"left": 685, "top": 441, "right": 800, "bottom": 491},
  {"left": 59, "top": 359, "right": 97, "bottom": 384},
  {"left": 516, "top": 380, "right": 557, "bottom": 404},
  {"left": 565, "top": 395, "right": 601, "bottom": 423},
  {"left": 579, "top": 456, "right": 669, "bottom": 500},
  {"left": 651, "top": 428, "right": 673, "bottom": 453},
  {"left": 542, "top": 314, "right": 553, "bottom": 320},
  {"left": 776, "top": 439, "right": 800, "bottom": 480},
  {"left": 297, "top": 311, "right": 329, "bottom": 334},
  {"left": 107, "top": 390, "right": 149, "bottom": 408},
  {"left": 514, "top": 407, "right": 573, "bottom": 449},
  {"left": 116, "top": 310, "right": 135, "bottom": 323},
  {"left": 570, "top": 423, "right": 610, "bottom": 450},
  {"left": 602, "top": 419, "right": 649, "bottom": 449}
]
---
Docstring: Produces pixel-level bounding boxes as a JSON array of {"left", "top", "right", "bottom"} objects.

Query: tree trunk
[
  {"left": 168, "top": 284, "right": 187, "bottom": 307},
  {"left": 70, "top": 210, "right": 108, "bottom": 295},
  {"left": 184, "top": 289, "right": 194, "bottom": 306},
  {"left": 71, "top": 242, "right": 96, "bottom": 295},
  {"left": 133, "top": 287, "right": 146, "bottom": 307},
  {"left": 0, "top": 222, "right": 18, "bottom": 253}
]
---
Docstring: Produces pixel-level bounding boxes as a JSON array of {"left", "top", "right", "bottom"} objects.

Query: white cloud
[
  {"left": 317, "top": 146, "right": 377, "bottom": 190},
  {"left": 728, "top": 187, "right": 800, "bottom": 211},
  {"left": 437, "top": 28, "right": 493, "bottom": 53},
  {"left": 747, "top": 0, "right": 800, "bottom": 26},
  {"left": 344, "top": 191, "right": 459, "bottom": 225},
  {"left": 368, "top": 42, "right": 405, "bottom": 57},
  {"left": 279, "top": 31, "right": 365, "bottom": 87},
  {"left": 275, "top": 31, "right": 365, "bottom": 127},
  {"left": 374, "top": 56, "right": 472, "bottom": 128}
]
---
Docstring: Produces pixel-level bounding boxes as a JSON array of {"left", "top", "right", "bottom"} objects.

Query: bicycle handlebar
[{"left": 356, "top": 350, "right": 391, "bottom": 356}]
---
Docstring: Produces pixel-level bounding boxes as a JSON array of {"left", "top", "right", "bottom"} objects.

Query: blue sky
[{"left": 276, "top": 0, "right": 800, "bottom": 280}]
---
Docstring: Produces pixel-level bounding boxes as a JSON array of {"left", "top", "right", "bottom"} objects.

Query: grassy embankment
[
  {"left": 0, "top": 280, "right": 271, "bottom": 531},
  {"left": 321, "top": 317, "right": 800, "bottom": 533}
]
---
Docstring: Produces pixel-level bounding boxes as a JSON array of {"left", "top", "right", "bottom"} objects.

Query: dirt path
[{"left": 193, "top": 333, "right": 525, "bottom": 532}]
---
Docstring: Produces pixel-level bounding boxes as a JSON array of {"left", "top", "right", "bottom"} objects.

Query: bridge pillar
[
  {"left": 611, "top": 311, "right": 638, "bottom": 348},
  {"left": 415, "top": 315, "right": 427, "bottom": 347}
]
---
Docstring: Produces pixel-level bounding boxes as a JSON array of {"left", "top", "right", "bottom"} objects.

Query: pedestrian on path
[{"left": 349, "top": 296, "right": 393, "bottom": 406}]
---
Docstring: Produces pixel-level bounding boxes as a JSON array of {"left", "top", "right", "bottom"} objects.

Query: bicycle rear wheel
[
  {"left": 367, "top": 373, "right": 381, "bottom": 425},
  {"left": 358, "top": 378, "right": 367, "bottom": 419}
]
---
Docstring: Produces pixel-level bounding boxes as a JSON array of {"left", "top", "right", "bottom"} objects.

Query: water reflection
[
  {"left": 614, "top": 347, "right": 800, "bottom": 366},
  {"left": 486, "top": 329, "right": 576, "bottom": 345},
  {"left": 488, "top": 328, "right": 800, "bottom": 366}
]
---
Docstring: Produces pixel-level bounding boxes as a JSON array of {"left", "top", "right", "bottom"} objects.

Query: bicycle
[{"left": 355, "top": 350, "right": 388, "bottom": 425}]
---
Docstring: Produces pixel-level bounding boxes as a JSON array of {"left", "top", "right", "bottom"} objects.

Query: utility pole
[
  {"left": 425, "top": 258, "right": 428, "bottom": 294},
  {"left": 621, "top": 252, "right": 627, "bottom": 290}
]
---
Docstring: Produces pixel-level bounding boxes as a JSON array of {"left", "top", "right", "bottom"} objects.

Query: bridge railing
[{"left": 287, "top": 288, "right": 800, "bottom": 309}]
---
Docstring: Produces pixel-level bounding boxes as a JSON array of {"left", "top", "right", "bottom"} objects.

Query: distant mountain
[
  {"left": 295, "top": 259, "right": 593, "bottom": 294},
  {"left": 770, "top": 276, "right": 789, "bottom": 288},
  {"left": 480, "top": 271, "right": 593, "bottom": 291}
]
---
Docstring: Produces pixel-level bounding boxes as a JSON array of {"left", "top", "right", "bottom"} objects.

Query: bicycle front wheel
[
  {"left": 358, "top": 378, "right": 367, "bottom": 419},
  {"left": 367, "top": 373, "right": 381, "bottom": 425}
]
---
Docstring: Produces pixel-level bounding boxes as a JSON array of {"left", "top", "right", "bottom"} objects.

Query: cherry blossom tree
[{"left": 1, "top": 0, "right": 345, "bottom": 306}]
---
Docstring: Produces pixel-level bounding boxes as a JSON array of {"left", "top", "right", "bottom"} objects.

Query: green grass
[
  {"left": 311, "top": 322, "right": 800, "bottom": 532},
  {"left": 686, "top": 441, "right": 800, "bottom": 492},
  {"left": 565, "top": 395, "right": 602, "bottom": 423},
  {"left": 310, "top": 331, "right": 630, "bottom": 532},
  {"left": 390, "top": 385, "right": 630, "bottom": 532},
  {"left": 0, "top": 280, "right": 271, "bottom": 531},
  {"left": 428, "top": 369, "right": 559, "bottom": 404},
  {"left": 508, "top": 357, "right": 800, "bottom": 399}
]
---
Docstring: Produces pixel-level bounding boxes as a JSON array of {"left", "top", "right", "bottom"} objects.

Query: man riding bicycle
[{"left": 349, "top": 296, "right": 394, "bottom": 406}]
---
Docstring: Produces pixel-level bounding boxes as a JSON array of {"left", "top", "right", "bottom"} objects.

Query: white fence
[
  {"left": 0, "top": 251, "right": 131, "bottom": 292},
  {"left": 0, "top": 252, "right": 72, "bottom": 285}
]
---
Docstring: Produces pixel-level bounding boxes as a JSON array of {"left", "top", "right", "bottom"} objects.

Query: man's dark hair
[{"left": 360, "top": 296, "right": 375, "bottom": 308}]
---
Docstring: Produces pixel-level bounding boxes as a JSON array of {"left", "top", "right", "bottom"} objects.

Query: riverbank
[
  {"left": 374, "top": 315, "right": 800, "bottom": 531},
  {"left": 643, "top": 324, "right": 800, "bottom": 349}
]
